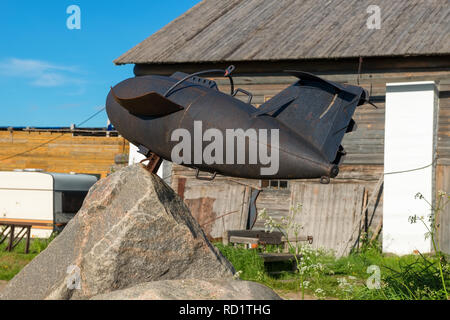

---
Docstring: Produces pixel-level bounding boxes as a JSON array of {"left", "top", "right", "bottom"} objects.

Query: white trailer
[{"left": 0, "top": 170, "right": 97, "bottom": 239}]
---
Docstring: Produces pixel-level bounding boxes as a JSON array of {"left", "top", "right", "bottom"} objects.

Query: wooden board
[
  {"left": 229, "top": 236, "right": 259, "bottom": 244},
  {"left": 436, "top": 165, "right": 450, "bottom": 254},
  {"left": 0, "top": 130, "right": 129, "bottom": 178},
  {"left": 286, "top": 182, "right": 366, "bottom": 257},
  {"left": 258, "top": 253, "right": 302, "bottom": 263},
  {"left": 171, "top": 165, "right": 254, "bottom": 239},
  {"left": 224, "top": 230, "right": 283, "bottom": 245}
]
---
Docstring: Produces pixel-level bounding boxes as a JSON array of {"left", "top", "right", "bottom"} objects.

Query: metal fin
[{"left": 110, "top": 87, "right": 183, "bottom": 117}]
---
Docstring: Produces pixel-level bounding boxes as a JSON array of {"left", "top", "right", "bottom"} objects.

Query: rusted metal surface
[
  {"left": 187, "top": 197, "right": 218, "bottom": 236},
  {"left": 106, "top": 67, "right": 367, "bottom": 181},
  {"left": 140, "top": 152, "right": 162, "bottom": 173},
  {"left": 176, "top": 177, "right": 186, "bottom": 200}
]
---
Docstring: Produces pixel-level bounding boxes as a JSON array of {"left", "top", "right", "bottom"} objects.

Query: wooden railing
[{"left": 0, "top": 220, "right": 53, "bottom": 253}]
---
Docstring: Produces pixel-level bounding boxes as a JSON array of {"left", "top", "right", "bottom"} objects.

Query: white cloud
[
  {"left": 0, "top": 58, "right": 83, "bottom": 87},
  {"left": 31, "top": 73, "right": 67, "bottom": 87}
]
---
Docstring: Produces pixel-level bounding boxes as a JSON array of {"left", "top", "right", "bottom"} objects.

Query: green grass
[
  {"left": 0, "top": 235, "right": 55, "bottom": 281},
  {"left": 1, "top": 233, "right": 448, "bottom": 299},
  {"left": 215, "top": 243, "right": 266, "bottom": 281},
  {"left": 215, "top": 241, "right": 450, "bottom": 300}
]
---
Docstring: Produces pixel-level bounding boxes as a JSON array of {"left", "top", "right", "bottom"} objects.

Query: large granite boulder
[
  {"left": 91, "top": 279, "right": 282, "bottom": 300},
  {"left": 0, "top": 164, "right": 235, "bottom": 300}
]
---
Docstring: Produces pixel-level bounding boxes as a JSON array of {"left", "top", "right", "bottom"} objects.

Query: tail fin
[{"left": 256, "top": 71, "right": 366, "bottom": 163}]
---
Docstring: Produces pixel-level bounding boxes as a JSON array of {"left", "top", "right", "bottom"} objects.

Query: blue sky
[{"left": 0, "top": 1, "right": 201, "bottom": 127}]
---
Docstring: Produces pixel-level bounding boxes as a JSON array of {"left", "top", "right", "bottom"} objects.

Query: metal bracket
[
  {"left": 165, "top": 65, "right": 236, "bottom": 97},
  {"left": 137, "top": 144, "right": 150, "bottom": 156},
  {"left": 320, "top": 176, "right": 331, "bottom": 184},
  {"left": 140, "top": 152, "right": 162, "bottom": 174},
  {"left": 195, "top": 168, "right": 217, "bottom": 181},
  {"left": 224, "top": 65, "right": 235, "bottom": 76},
  {"left": 232, "top": 88, "right": 253, "bottom": 104}
]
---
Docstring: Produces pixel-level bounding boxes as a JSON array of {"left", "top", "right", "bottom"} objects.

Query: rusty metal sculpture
[{"left": 106, "top": 66, "right": 368, "bottom": 183}]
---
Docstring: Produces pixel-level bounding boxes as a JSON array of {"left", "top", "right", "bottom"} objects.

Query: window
[
  {"left": 260, "top": 180, "right": 289, "bottom": 190},
  {"left": 62, "top": 191, "right": 88, "bottom": 214}
]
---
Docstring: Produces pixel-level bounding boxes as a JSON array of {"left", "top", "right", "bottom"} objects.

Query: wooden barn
[
  {"left": 0, "top": 127, "right": 129, "bottom": 178},
  {"left": 114, "top": 0, "right": 450, "bottom": 255}
]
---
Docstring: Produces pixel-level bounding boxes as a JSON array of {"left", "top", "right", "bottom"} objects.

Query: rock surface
[
  {"left": 0, "top": 281, "right": 7, "bottom": 294},
  {"left": 0, "top": 164, "right": 235, "bottom": 300},
  {"left": 91, "top": 279, "right": 281, "bottom": 300}
]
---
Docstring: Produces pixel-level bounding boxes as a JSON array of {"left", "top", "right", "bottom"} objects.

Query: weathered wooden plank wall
[
  {"left": 436, "top": 81, "right": 450, "bottom": 253},
  {"left": 289, "top": 182, "right": 365, "bottom": 257},
  {"left": 254, "top": 188, "right": 291, "bottom": 226},
  {"left": 436, "top": 165, "right": 450, "bottom": 254},
  {"left": 0, "top": 130, "right": 129, "bottom": 178},
  {"left": 171, "top": 164, "right": 260, "bottom": 239},
  {"left": 438, "top": 82, "right": 450, "bottom": 165}
]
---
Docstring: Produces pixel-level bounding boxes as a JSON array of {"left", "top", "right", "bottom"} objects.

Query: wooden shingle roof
[{"left": 115, "top": 0, "right": 450, "bottom": 65}]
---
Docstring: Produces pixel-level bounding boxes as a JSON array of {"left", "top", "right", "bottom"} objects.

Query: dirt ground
[
  {"left": 275, "top": 290, "right": 318, "bottom": 300},
  {"left": 0, "top": 280, "right": 7, "bottom": 293},
  {"left": 275, "top": 290, "right": 339, "bottom": 300}
]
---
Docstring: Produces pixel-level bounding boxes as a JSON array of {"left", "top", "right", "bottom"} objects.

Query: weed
[
  {"left": 0, "top": 233, "right": 57, "bottom": 280},
  {"left": 407, "top": 190, "right": 449, "bottom": 299},
  {"left": 215, "top": 242, "right": 265, "bottom": 281}
]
